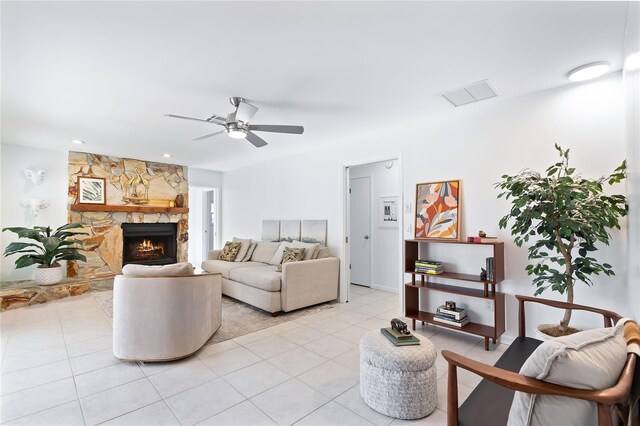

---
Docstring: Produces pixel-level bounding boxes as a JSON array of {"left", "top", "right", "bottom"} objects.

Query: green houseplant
[
  {"left": 2, "top": 223, "right": 87, "bottom": 285},
  {"left": 496, "top": 145, "right": 627, "bottom": 336}
]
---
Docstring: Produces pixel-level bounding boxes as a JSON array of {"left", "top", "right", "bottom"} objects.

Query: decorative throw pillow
[
  {"left": 275, "top": 247, "right": 305, "bottom": 272},
  {"left": 232, "top": 237, "right": 252, "bottom": 263},
  {"left": 269, "top": 241, "right": 294, "bottom": 265},
  {"left": 219, "top": 241, "right": 241, "bottom": 262},
  {"left": 507, "top": 320, "right": 627, "bottom": 426},
  {"left": 290, "top": 241, "right": 320, "bottom": 261}
]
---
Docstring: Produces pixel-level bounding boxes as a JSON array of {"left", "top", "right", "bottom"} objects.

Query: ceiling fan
[{"left": 165, "top": 97, "right": 304, "bottom": 148}]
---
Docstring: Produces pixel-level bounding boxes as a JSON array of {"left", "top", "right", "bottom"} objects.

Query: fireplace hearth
[{"left": 122, "top": 223, "right": 177, "bottom": 266}]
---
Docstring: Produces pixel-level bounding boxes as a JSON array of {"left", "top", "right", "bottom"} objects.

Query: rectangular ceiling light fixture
[{"left": 441, "top": 80, "right": 498, "bottom": 107}]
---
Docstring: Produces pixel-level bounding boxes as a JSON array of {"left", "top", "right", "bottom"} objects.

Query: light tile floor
[{"left": 0, "top": 285, "right": 508, "bottom": 425}]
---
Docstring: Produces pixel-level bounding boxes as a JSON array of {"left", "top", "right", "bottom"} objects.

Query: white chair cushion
[
  {"left": 507, "top": 320, "right": 627, "bottom": 426},
  {"left": 121, "top": 262, "right": 194, "bottom": 277}
]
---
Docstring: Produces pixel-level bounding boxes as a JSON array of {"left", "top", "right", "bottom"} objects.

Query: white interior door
[{"left": 349, "top": 176, "right": 371, "bottom": 287}]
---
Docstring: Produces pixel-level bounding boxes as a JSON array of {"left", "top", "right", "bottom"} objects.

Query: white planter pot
[
  {"left": 535, "top": 324, "right": 557, "bottom": 341},
  {"left": 33, "top": 265, "right": 64, "bottom": 286}
]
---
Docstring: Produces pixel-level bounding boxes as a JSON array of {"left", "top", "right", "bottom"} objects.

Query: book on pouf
[{"left": 380, "top": 328, "right": 421, "bottom": 346}]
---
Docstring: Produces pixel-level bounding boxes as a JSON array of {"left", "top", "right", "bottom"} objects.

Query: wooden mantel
[{"left": 70, "top": 204, "right": 189, "bottom": 214}]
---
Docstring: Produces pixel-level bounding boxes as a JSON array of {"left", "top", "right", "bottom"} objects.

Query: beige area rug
[{"left": 92, "top": 289, "right": 334, "bottom": 345}]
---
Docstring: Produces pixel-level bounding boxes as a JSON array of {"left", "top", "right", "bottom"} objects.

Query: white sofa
[
  {"left": 201, "top": 242, "right": 339, "bottom": 315},
  {"left": 113, "top": 269, "right": 222, "bottom": 362}
]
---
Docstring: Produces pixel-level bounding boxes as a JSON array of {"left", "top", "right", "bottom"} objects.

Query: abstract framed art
[
  {"left": 77, "top": 176, "right": 106, "bottom": 205},
  {"left": 414, "top": 179, "right": 460, "bottom": 240}
]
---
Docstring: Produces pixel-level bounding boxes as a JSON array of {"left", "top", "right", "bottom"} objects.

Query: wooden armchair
[{"left": 441, "top": 295, "right": 640, "bottom": 426}]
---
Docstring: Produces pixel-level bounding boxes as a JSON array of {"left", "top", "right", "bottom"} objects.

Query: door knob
[{"left": 364, "top": 235, "right": 369, "bottom": 240}]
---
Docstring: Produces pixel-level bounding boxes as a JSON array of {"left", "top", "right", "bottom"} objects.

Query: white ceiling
[{"left": 1, "top": 1, "right": 628, "bottom": 171}]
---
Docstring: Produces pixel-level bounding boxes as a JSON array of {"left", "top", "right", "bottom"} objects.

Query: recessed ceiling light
[
  {"left": 162, "top": 153, "right": 171, "bottom": 158},
  {"left": 625, "top": 52, "right": 640, "bottom": 72},
  {"left": 568, "top": 61, "right": 611, "bottom": 82},
  {"left": 71, "top": 139, "right": 85, "bottom": 145}
]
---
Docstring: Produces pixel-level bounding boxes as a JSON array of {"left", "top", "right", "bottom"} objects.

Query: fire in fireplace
[{"left": 121, "top": 223, "right": 177, "bottom": 266}]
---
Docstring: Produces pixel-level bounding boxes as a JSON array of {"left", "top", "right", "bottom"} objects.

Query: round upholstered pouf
[{"left": 359, "top": 330, "right": 438, "bottom": 420}]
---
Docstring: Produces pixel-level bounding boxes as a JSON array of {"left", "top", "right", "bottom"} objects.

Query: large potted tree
[
  {"left": 496, "top": 144, "right": 627, "bottom": 337},
  {"left": 3, "top": 223, "right": 87, "bottom": 285}
]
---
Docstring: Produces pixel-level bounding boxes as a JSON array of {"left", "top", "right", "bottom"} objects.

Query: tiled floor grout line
[
  {"left": 141, "top": 370, "right": 186, "bottom": 426},
  {"left": 64, "top": 337, "right": 89, "bottom": 426}
]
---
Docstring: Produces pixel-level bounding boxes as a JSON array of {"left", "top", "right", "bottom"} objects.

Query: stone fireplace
[
  {"left": 67, "top": 152, "right": 189, "bottom": 278},
  {"left": 122, "top": 223, "right": 177, "bottom": 266}
]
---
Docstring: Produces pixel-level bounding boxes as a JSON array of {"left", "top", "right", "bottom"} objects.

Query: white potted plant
[
  {"left": 2, "top": 223, "right": 87, "bottom": 285},
  {"left": 496, "top": 145, "right": 627, "bottom": 338}
]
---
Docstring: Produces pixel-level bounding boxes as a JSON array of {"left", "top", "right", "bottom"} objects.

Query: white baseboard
[{"left": 370, "top": 284, "right": 398, "bottom": 293}]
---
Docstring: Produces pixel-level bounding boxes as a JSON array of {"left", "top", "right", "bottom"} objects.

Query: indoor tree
[{"left": 496, "top": 144, "right": 627, "bottom": 336}]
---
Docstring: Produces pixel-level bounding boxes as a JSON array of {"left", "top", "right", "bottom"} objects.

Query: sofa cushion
[
  {"left": 290, "top": 241, "right": 320, "bottom": 261},
  {"left": 507, "top": 321, "right": 627, "bottom": 426},
  {"left": 316, "top": 247, "right": 330, "bottom": 259},
  {"left": 242, "top": 241, "right": 257, "bottom": 262},
  {"left": 269, "top": 241, "right": 295, "bottom": 265},
  {"left": 122, "top": 262, "right": 194, "bottom": 277},
  {"left": 229, "top": 266, "right": 282, "bottom": 292},
  {"left": 251, "top": 241, "right": 281, "bottom": 263},
  {"left": 232, "top": 237, "right": 252, "bottom": 263},
  {"left": 201, "top": 260, "right": 264, "bottom": 278},
  {"left": 219, "top": 241, "right": 241, "bottom": 261}
]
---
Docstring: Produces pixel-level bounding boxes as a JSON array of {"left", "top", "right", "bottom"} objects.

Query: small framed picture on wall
[
  {"left": 77, "top": 176, "right": 106, "bottom": 205},
  {"left": 379, "top": 196, "right": 399, "bottom": 228}
]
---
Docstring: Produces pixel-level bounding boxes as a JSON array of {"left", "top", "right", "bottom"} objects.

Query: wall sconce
[
  {"left": 24, "top": 169, "right": 46, "bottom": 185},
  {"left": 21, "top": 199, "right": 50, "bottom": 218}
]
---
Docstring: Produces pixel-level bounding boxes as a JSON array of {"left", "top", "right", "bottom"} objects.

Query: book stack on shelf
[
  {"left": 414, "top": 259, "right": 443, "bottom": 275},
  {"left": 381, "top": 327, "right": 421, "bottom": 346},
  {"left": 486, "top": 257, "right": 495, "bottom": 281},
  {"left": 433, "top": 304, "right": 470, "bottom": 328}
]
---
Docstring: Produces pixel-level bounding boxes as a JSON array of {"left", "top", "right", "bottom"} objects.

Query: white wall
[
  {"left": 189, "top": 168, "right": 223, "bottom": 188},
  {"left": 624, "top": 2, "right": 640, "bottom": 320},
  {"left": 349, "top": 161, "right": 401, "bottom": 292},
  {"left": 188, "top": 187, "right": 206, "bottom": 268},
  {"left": 1, "top": 144, "right": 69, "bottom": 281},
  {"left": 222, "top": 74, "right": 629, "bottom": 340}
]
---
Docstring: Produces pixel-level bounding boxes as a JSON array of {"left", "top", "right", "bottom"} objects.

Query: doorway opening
[
  {"left": 188, "top": 186, "right": 220, "bottom": 270},
  {"left": 344, "top": 158, "right": 403, "bottom": 301}
]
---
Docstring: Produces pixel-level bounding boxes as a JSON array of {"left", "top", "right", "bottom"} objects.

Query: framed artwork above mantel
[
  {"left": 77, "top": 176, "right": 106, "bottom": 205},
  {"left": 414, "top": 179, "right": 461, "bottom": 240}
]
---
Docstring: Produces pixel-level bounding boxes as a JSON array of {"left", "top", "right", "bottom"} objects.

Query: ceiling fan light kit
[{"left": 166, "top": 97, "right": 304, "bottom": 148}]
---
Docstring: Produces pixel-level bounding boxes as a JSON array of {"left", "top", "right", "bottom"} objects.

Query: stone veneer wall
[{"left": 67, "top": 152, "right": 189, "bottom": 278}]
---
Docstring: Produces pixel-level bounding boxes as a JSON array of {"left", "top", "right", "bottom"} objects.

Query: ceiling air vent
[{"left": 441, "top": 80, "right": 498, "bottom": 107}]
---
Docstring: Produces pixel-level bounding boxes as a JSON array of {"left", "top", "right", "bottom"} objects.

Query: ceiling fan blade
[
  {"left": 248, "top": 125, "right": 304, "bottom": 134},
  {"left": 192, "top": 130, "right": 226, "bottom": 141},
  {"left": 165, "top": 114, "right": 226, "bottom": 125},
  {"left": 235, "top": 101, "right": 259, "bottom": 123},
  {"left": 246, "top": 132, "right": 268, "bottom": 148}
]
